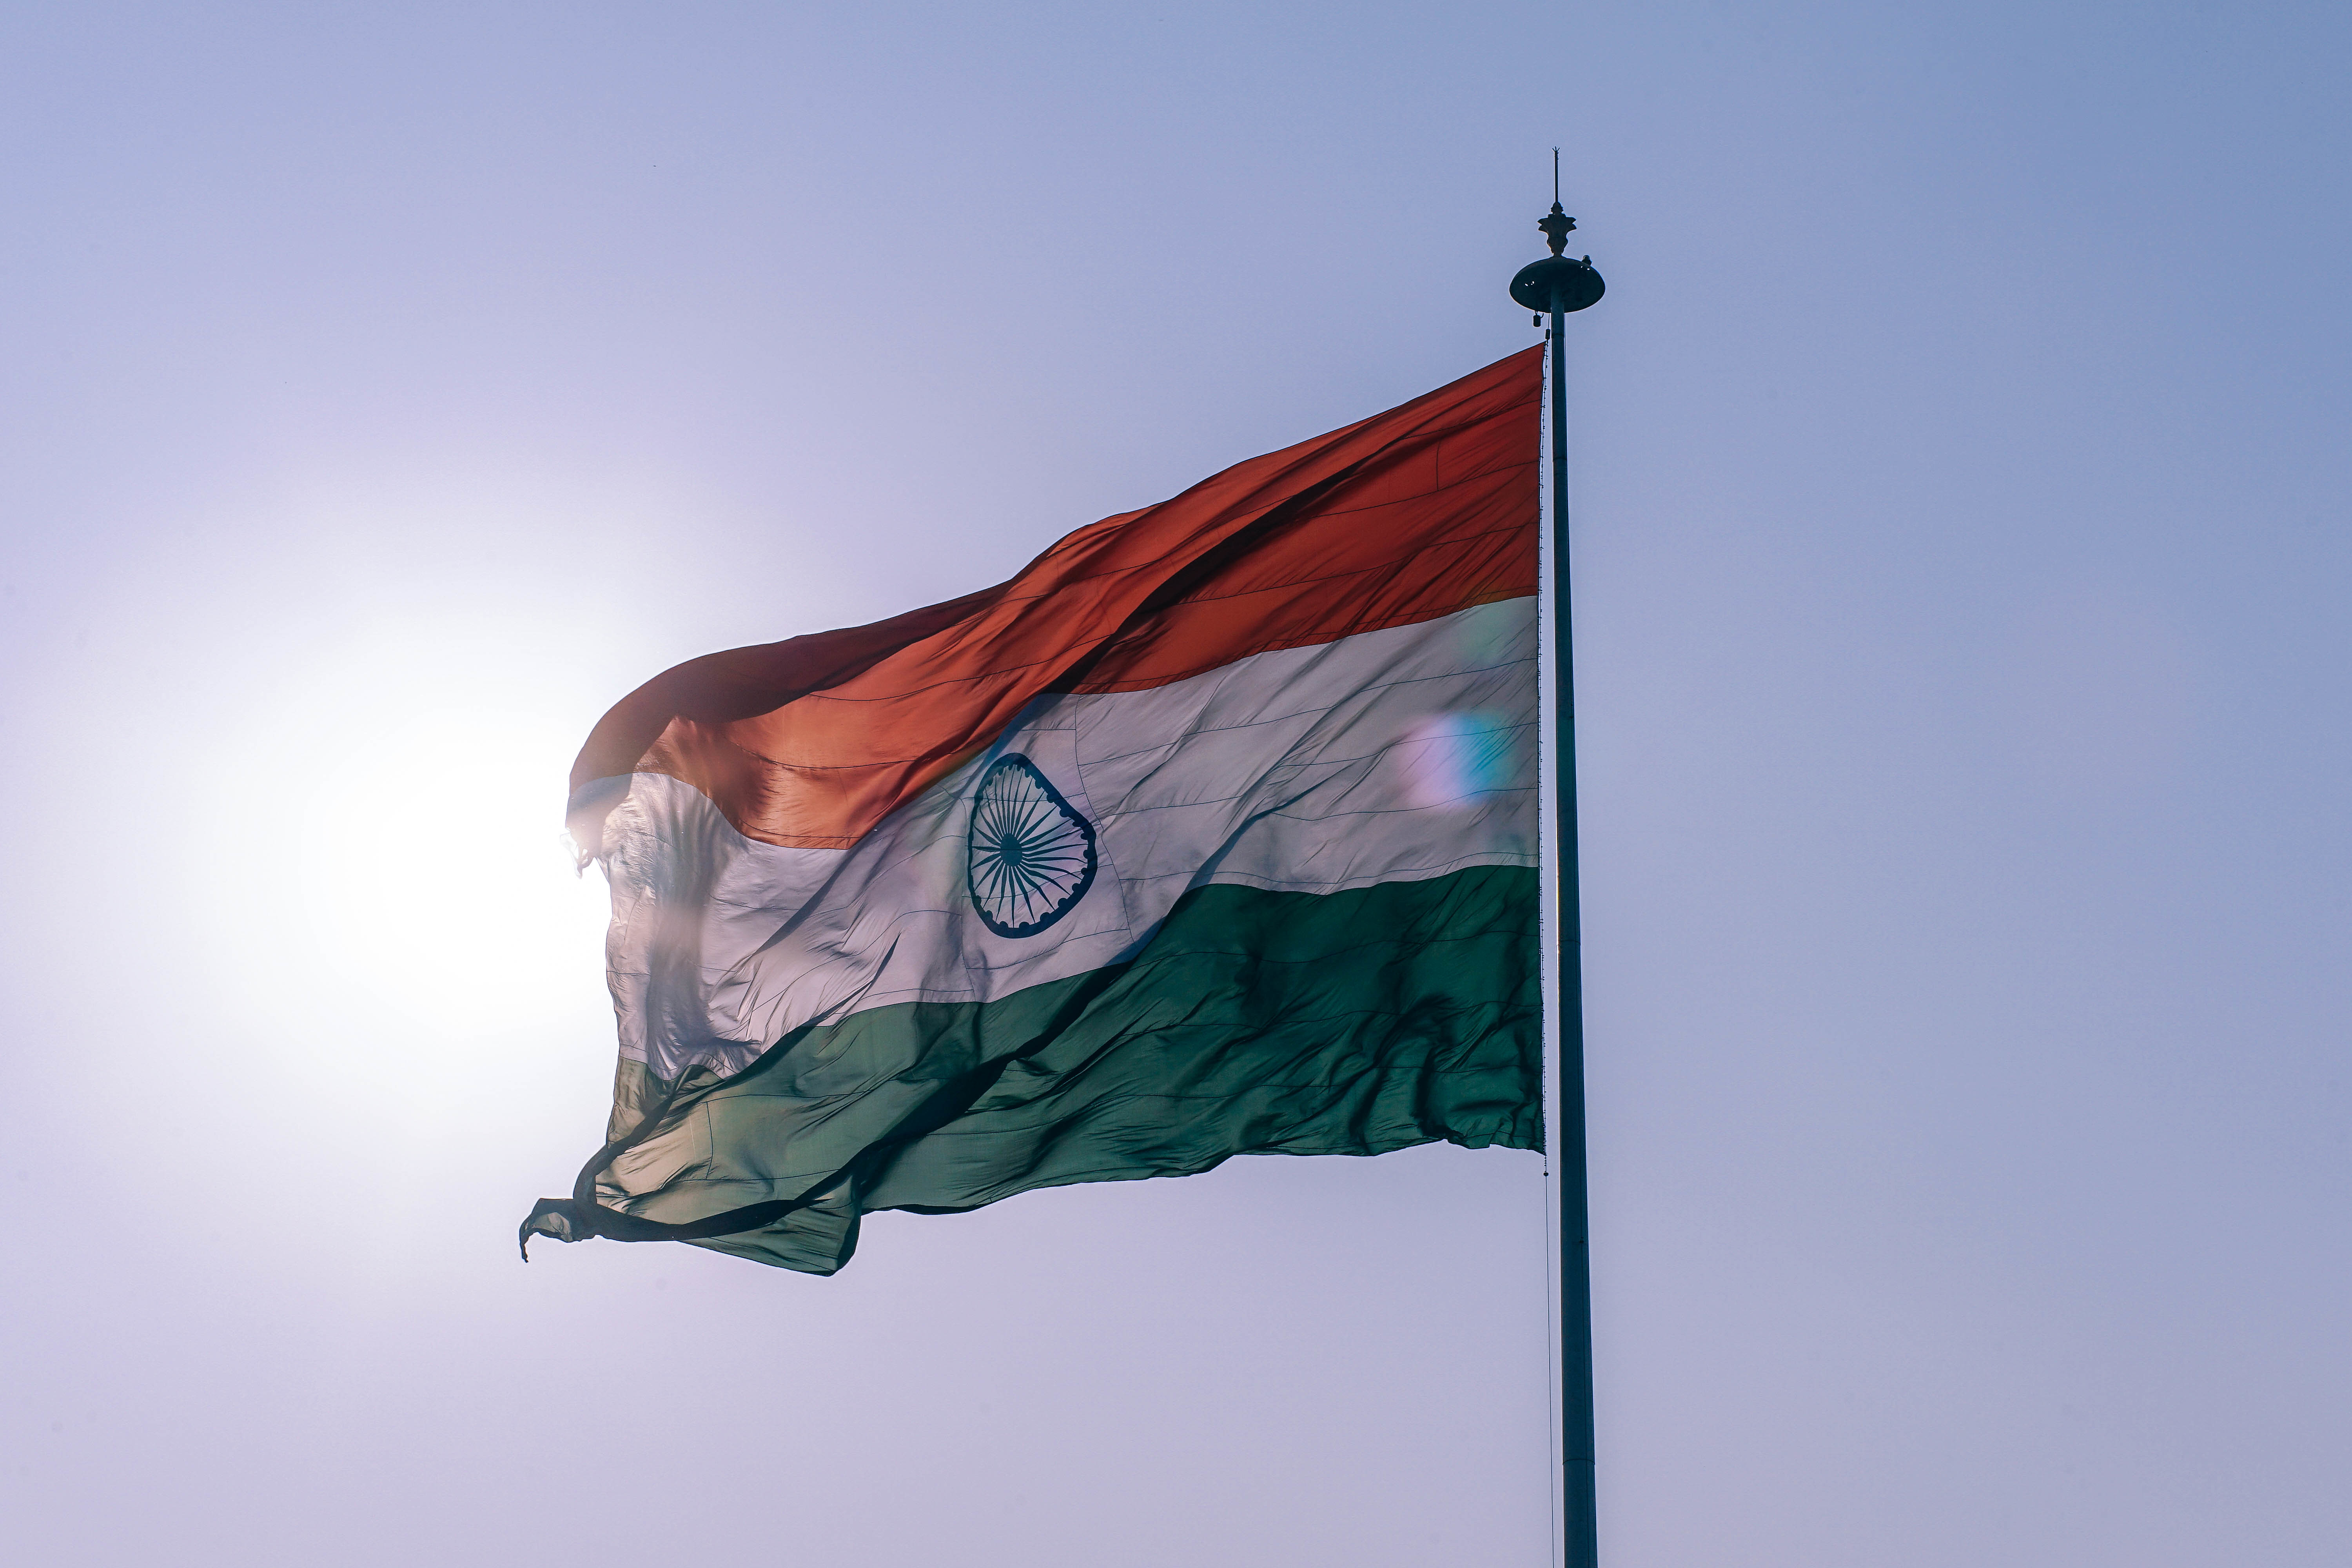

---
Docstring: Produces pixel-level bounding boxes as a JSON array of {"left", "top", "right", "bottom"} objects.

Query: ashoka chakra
[{"left": 967, "top": 753, "right": 1098, "bottom": 938}]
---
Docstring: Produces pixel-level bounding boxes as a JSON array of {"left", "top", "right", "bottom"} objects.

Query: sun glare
[{"left": 188, "top": 611, "right": 614, "bottom": 1072}]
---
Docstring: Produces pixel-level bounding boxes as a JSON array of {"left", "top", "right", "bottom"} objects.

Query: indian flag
[{"left": 521, "top": 347, "right": 1547, "bottom": 1274}]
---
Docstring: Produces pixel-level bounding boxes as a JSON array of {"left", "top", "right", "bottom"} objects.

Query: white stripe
[{"left": 591, "top": 597, "right": 1538, "bottom": 1082}]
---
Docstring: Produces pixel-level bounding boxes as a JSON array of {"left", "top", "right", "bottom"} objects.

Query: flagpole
[{"left": 1510, "top": 153, "right": 1604, "bottom": 1568}]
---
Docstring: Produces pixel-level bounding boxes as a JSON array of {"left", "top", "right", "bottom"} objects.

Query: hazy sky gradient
[{"left": 4, "top": 4, "right": 2347, "bottom": 1565}]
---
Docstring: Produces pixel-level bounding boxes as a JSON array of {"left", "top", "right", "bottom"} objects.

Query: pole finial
[
  {"left": 1508, "top": 151, "right": 1604, "bottom": 316},
  {"left": 1537, "top": 148, "right": 1575, "bottom": 257}
]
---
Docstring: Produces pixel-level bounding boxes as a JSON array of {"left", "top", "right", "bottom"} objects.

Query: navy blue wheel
[{"left": 967, "top": 754, "right": 1098, "bottom": 938}]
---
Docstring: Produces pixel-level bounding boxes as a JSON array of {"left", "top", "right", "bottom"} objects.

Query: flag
[{"left": 521, "top": 347, "right": 1546, "bottom": 1273}]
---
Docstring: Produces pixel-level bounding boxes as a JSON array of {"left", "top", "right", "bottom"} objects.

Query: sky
[{"left": 3, "top": 3, "right": 2348, "bottom": 1565}]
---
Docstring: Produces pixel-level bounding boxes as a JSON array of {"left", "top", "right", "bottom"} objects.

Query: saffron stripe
[{"left": 567, "top": 347, "right": 1539, "bottom": 853}]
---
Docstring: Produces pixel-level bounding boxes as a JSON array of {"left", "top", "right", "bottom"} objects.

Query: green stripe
[{"left": 598, "top": 864, "right": 1540, "bottom": 1274}]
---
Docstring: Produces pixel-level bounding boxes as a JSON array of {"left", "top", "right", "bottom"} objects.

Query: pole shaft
[{"left": 1550, "top": 310, "right": 1598, "bottom": 1568}]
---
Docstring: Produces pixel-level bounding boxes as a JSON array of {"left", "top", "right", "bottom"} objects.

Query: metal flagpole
[{"left": 1509, "top": 150, "right": 1604, "bottom": 1568}]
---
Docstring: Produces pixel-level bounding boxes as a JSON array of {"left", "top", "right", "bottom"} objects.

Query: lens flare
[{"left": 1397, "top": 710, "right": 1518, "bottom": 809}]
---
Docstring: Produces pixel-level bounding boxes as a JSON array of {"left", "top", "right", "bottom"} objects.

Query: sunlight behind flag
[{"left": 523, "top": 348, "right": 1549, "bottom": 1274}]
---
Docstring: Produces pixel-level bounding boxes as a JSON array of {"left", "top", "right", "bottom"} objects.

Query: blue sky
[{"left": 3, "top": 5, "right": 2347, "bottom": 1564}]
